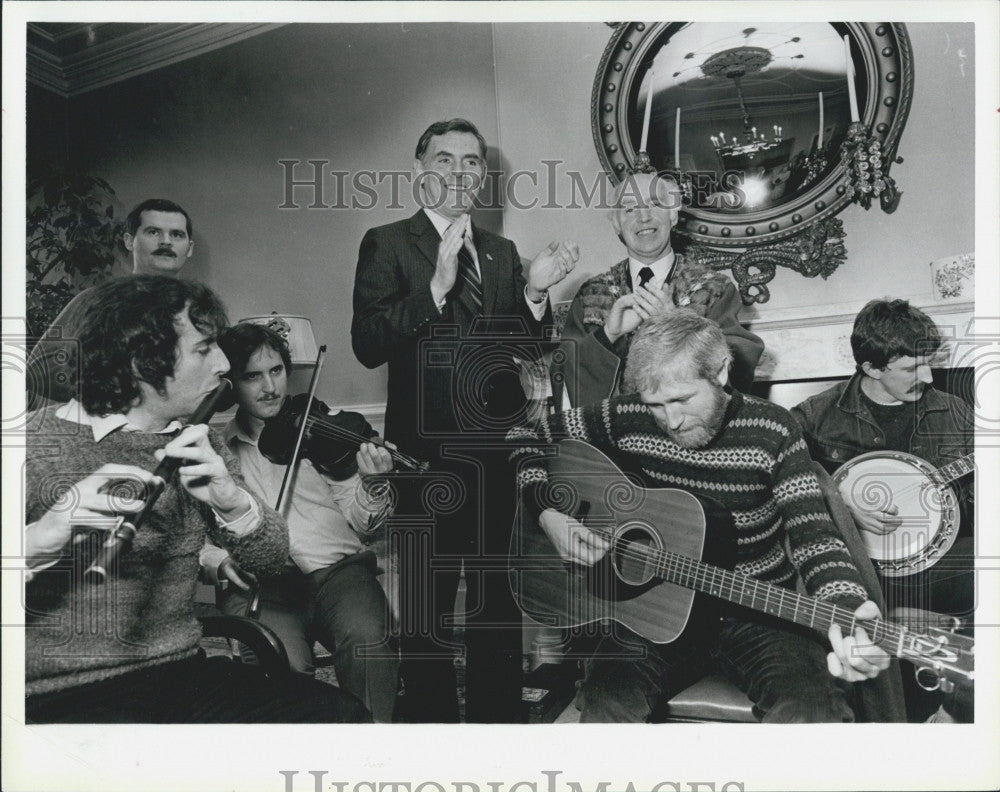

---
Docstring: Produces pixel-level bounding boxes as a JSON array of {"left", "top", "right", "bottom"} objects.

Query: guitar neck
[
  {"left": 654, "top": 550, "right": 906, "bottom": 656},
  {"left": 934, "top": 453, "right": 974, "bottom": 486}
]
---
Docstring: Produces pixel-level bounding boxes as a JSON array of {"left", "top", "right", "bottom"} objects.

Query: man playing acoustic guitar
[
  {"left": 792, "top": 299, "right": 974, "bottom": 722},
  {"left": 509, "top": 310, "right": 892, "bottom": 723}
]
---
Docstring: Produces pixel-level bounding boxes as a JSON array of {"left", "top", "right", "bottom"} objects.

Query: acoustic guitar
[{"left": 509, "top": 439, "right": 973, "bottom": 691}]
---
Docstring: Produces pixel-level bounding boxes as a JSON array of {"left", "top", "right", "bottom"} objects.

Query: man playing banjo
[{"left": 792, "top": 298, "right": 974, "bottom": 722}]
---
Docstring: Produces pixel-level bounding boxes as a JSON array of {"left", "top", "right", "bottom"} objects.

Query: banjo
[{"left": 833, "top": 451, "right": 973, "bottom": 577}]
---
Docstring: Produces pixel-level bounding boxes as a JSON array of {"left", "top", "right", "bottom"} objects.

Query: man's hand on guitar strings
[
  {"left": 826, "top": 600, "right": 891, "bottom": 682},
  {"left": 538, "top": 508, "right": 610, "bottom": 566}
]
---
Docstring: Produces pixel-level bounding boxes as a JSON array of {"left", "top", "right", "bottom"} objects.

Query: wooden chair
[{"left": 195, "top": 607, "right": 291, "bottom": 678}]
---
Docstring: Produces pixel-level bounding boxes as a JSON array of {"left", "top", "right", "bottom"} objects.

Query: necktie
[
  {"left": 454, "top": 230, "right": 483, "bottom": 314},
  {"left": 637, "top": 266, "right": 654, "bottom": 290}
]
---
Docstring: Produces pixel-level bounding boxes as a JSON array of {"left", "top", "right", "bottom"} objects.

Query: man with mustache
[
  {"left": 203, "top": 323, "right": 399, "bottom": 722},
  {"left": 352, "top": 118, "right": 579, "bottom": 722},
  {"left": 792, "top": 299, "right": 974, "bottom": 721},
  {"left": 28, "top": 199, "right": 196, "bottom": 408},
  {"left": 24, "top": 276, "right": 366, "bottom": 722},
  {"left": 554, "top": 171, "right": 763, "bottom": 408},
  {"left": 510, "top": 310, "right": 893, "bottom": 723}
]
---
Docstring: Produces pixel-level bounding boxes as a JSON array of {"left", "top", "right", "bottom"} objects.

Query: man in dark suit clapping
[{"left": 352, "top": 118, "right": 578, "bottom": 721}]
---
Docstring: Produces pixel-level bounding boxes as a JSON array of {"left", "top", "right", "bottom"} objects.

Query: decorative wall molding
[
  {"left": 747, "top": 298, "right": 974, "bottom": 333},
  {"left": 748, "top": 298, "right": 975, "bottom": 381},
  {"left": 27, "top": 23, "right": 284, "bottom": 97},
  {"left": 341, "top": 403, "right": 387, "bottom": 435}
]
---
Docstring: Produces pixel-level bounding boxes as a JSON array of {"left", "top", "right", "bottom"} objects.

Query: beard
[{"left": 658, "top": 385, "right": 729, "bottom": 449}]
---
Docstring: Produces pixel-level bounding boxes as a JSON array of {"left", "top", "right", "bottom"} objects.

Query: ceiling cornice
[{"left": 27, "top": 23, "right": 284, "bottom": 98}]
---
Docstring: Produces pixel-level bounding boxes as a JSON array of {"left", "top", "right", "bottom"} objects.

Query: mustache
[{"left": 153, "top": 247, "right": 177, "bottom": 256}]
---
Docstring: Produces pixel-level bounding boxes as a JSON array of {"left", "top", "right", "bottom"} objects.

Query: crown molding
[{"left": 27, "top": 23, "right": 284, "bottom": 98}]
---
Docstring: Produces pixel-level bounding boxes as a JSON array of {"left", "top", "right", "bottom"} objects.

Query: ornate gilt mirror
[{"left": 593, "top": 22, "right": 913, "bottom": 302}]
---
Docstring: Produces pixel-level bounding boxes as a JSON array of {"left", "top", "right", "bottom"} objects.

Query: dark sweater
[
  {"left": 24, "top": 411, "right": 289, "bottom": 696},
  {"left": 509, "top": 390, "right": 869, "bottom": 610}
]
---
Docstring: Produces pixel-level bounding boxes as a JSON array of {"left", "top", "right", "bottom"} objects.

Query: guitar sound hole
[{"left": 613, "top": 525, "right": 660, "bottom": 586}]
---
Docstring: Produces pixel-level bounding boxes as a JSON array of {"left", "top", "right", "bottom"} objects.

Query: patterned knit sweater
[
  {"left": 509, "top": 390, "right": 869, "bottom": 610},
  {"left": 24, "top": 412, "right": 290, "bottom": 696}
]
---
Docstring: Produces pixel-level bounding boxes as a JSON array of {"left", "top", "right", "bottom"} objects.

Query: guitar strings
[
  {"left": 558, "top": 522, "right": 970, "bottom": 678},
  {"left": 580, "top": 522, "right": 904, "bottom": 647}
]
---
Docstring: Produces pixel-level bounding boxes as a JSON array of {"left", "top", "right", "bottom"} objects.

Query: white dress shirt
[
  {"left": 628, "top": 250, "right": 676, "bottom": 293},
  {"left": 204, "top": 414, "right": 390, "bottom": 577}
]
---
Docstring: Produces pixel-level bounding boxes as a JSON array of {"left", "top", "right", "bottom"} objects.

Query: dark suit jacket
[{"left": 352, "top": 210, "right": 551, "bottom": 458}]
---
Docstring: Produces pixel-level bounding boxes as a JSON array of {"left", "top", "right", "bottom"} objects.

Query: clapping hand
[
  {"left": 430, "top": 214, "right": 471, "bottom": 302},
  {"left": 604, "top": 283, "right": 672, "bottom": 343},
  {"left": 527, "top": 241, "right": 580, "bottom": 299}
]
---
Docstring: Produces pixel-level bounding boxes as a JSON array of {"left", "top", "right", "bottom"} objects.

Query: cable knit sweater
[
  {"left": 509, "top": 390, "right": 869, "bottom": 610},
  {"left": 24, "top": 412, "right": 289, "bottom": 696}
]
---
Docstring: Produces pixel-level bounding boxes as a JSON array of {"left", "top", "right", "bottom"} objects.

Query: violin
[{"left": 258, "top": 393, "right": 429, "bottom": 480}]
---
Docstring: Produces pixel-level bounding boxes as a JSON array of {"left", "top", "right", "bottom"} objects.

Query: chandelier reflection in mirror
[
  {"left": 634, "top": 24, "right": 855, "bottom": 213},
  {"left": 594, "top": 22, "right": 913, "bottom": 303}
]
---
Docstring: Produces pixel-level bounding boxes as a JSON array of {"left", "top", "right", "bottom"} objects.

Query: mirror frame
[{"left": 592, "top": 22, "right": 914, "bottom": 249}]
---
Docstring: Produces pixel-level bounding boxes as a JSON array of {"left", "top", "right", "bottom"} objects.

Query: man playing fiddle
[
  {"left": 24, "top": 276, "right": 365, "bottom": 722},
  {"left": 205, "top": 323, "right": 399, "bottom": 722}
]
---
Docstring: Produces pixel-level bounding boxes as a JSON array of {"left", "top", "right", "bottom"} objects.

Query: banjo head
[{"left": 833, "top": 451, "right": 960, "bottom": 577}]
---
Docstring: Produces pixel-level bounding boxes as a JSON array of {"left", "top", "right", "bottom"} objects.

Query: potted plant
[{"left": 26, "top": 164, "right": 123, "bottom": 344}]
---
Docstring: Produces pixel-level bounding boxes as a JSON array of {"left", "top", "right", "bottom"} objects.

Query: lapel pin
[{"left": 486, "top": 253, "right": 493, "bottom": 262}]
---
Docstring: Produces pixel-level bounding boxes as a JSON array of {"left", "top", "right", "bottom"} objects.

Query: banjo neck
[{"left": 931, "top": 453, "right": 974, "bottom": 487}]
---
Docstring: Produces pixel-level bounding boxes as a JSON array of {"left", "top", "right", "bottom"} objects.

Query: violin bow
[
  {"left": 247, "top": 349, "right": 324, "bottom": 623},
  {"left": 274, "top": 344, "right": 327, "bottom": 514},
  {"left": 247, "top": 348, "right": 327, "bottom": 621}
]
